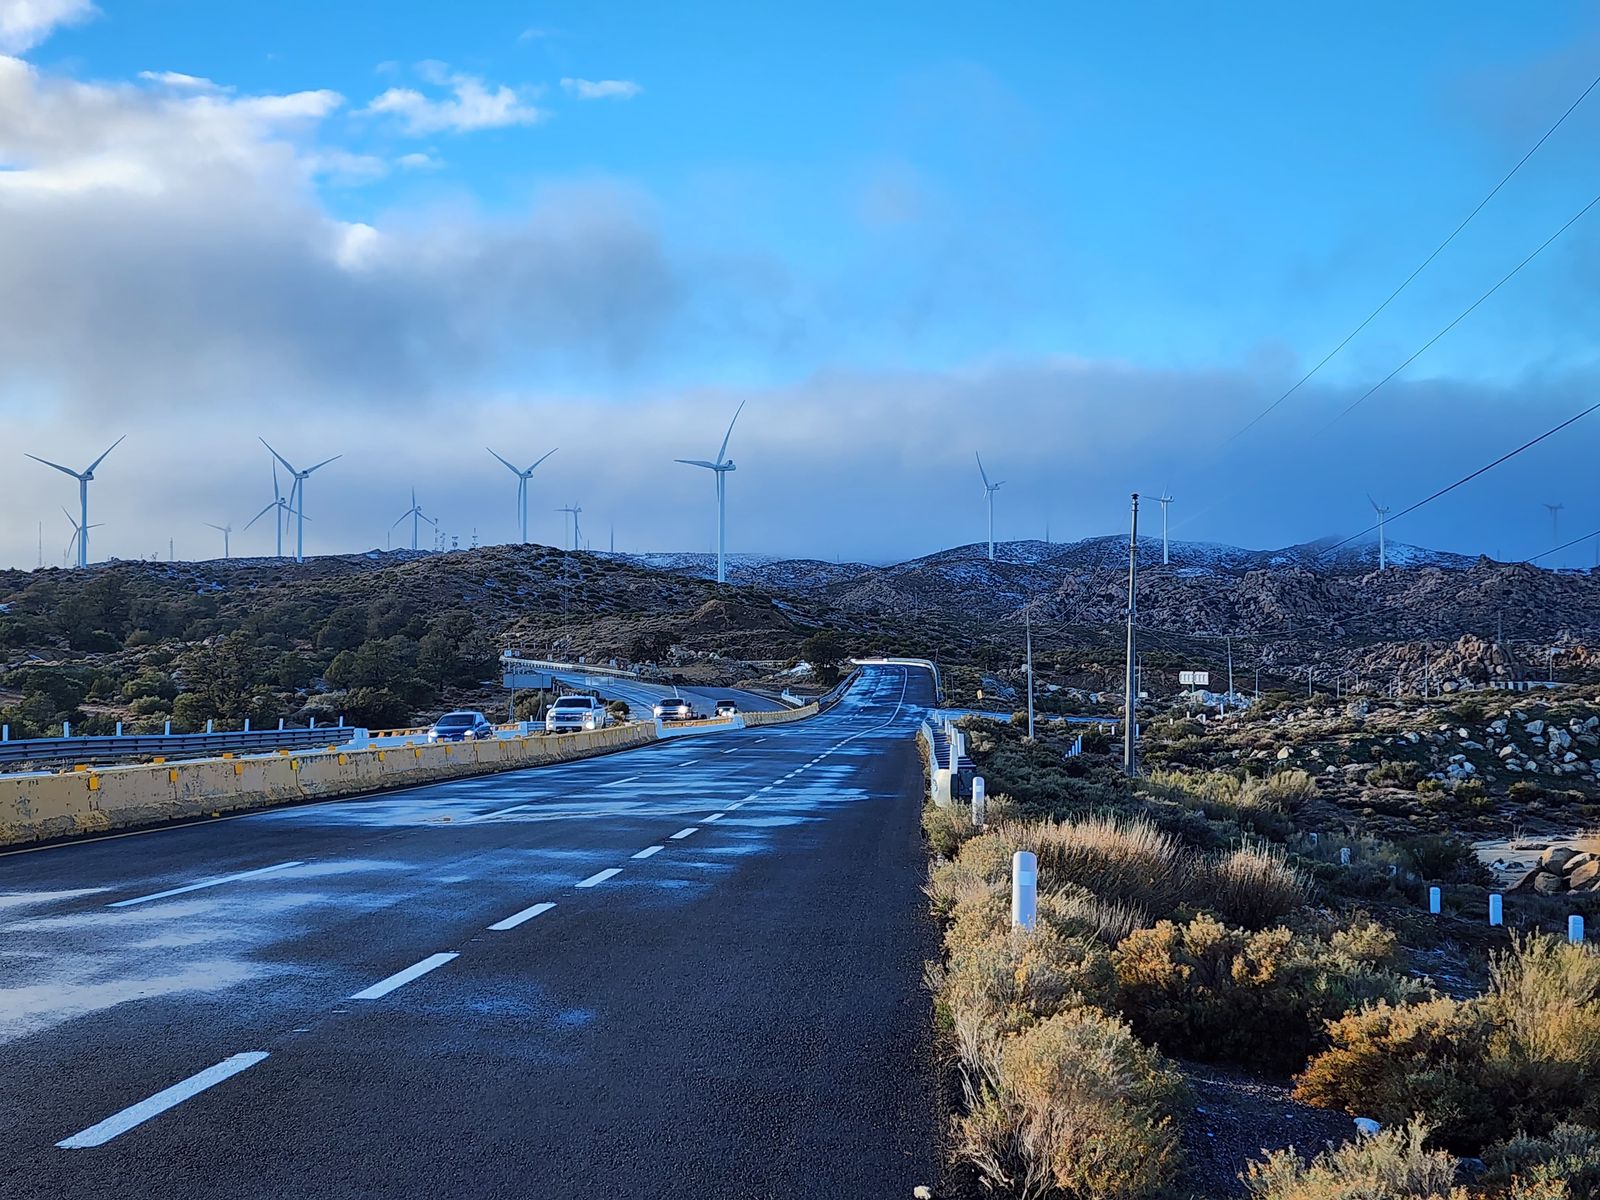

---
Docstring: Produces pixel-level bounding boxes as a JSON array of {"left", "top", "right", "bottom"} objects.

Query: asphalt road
[
  {"left": 0, "top": 664, "right": 940, "bottom": 1199},
  {"left": 541, "top": 667, "right": 786, "bottom": 721}
]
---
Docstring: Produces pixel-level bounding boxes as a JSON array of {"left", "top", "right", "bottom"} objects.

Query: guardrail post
[
  {"left": 1429, "top": 886, "right": 1441, "bottom": 915},
  {"left": 278, "top": 718, "right": 285, "bottom": 731},
  {"left": 1571, "top": 915, "right": 1586, "bottom": 944},
  {"left": 206, "top": 718, "right": 214, "bottom": 734},
  {"left": 2, "top": 725, "right": 8, "bottom": 741},
  {"left": 115, "top": 721, "right": 123, "bottom": 737},
  {"left": 164, "top": 720, "right": 171, "bottom": 735},
  {"left": 1489, "top": 894, "right": 1503, "bottom": 926},
  {"left": 972, "top": 776, "right": 986, "bottom": 827},
  {"left": 310, "top": 717, "right": 317, "bottom": 730},
  {"left": 1011, "top": 852, "right": 1037, "bottom": 931},
  {"left": 62, "top": 720, "right": 71, "bottom": 738},
  {"left": 243, "top": 718, "right": 250, "bottom": 732},
  {"left": 338, "top": 715, "right": 345, "bottom": 728}
]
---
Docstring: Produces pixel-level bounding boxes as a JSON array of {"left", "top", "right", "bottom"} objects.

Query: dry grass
[
  {"left": 1241, "top": 1120, "right": 1462, "bottom": 1200},
  {"left": 1196, "top": 840, "right": 1308, "bottom": 929},
  {"left": 1000, "top": 814, "right": 1193, "bottom": 916}
]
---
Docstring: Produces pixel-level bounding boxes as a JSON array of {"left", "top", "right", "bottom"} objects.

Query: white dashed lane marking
[
  {"left": 488, "top": 902, "right": 556, "bottom": 931},
  {"left": 704, "top": 813, "right": 725, "bottom": 823},
  {"left": 670, "top": 828, "right": 698, "bottom": 840},
  {"left": 576, "top": 868, "right": 622, "bottom": 888},
  {"left": 106, "top": 861, "right": 305, "bottom": 908},
  {"left": 57, "top": 1052, "right": 270, "bottom": 1149},
  {"left": 678, "top": 760, "right": 699, "bottom": 768},
  {"left": 350, "top": 952, "right": 459, "bottom": 1000},
  {"left": 632, "top": 845, "right": 664, "bottom": 859},
  {"left": 600, "top": 776, "right": 640, "bottom": 788},
  {"left": 467, "top": 803, "right": 532, "bottom": 823}
]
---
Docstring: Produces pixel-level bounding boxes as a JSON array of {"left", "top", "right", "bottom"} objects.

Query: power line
[
  {"left": 1323, "top": 399, "right": 1600, "bottom": 554},
  {"left": 1324, "top": 189, "right": 1600, "bottom": 427},
  {"left": 1528, "top": 524, "right": 1600, "bottom": 565},
  {"left": 1231, "top": 67, "right": 1600, "bottom": 441}
]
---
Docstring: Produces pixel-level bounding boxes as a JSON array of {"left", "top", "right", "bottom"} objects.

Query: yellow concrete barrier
[
  {"left": 743, "top": 703, "right": 820, "bottom": 727},
  {"left": 0, "top": 722, "right": 658, "bottom": 849}
]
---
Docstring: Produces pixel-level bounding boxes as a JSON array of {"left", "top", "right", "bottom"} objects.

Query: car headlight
[
  {"left": 464, "top": 730, "right": 475, "bottom": 739},
  {"left": 428, "top": 732, "right": 438, "bottom": 742}
]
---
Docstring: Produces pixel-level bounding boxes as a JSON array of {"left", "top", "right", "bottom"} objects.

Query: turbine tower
[
  {"left": 1544, "top": 502, "right": 1564, "bottom": 558},
  {"left": 26, "top": 436, "right": 125, "bottom": 568},
  {"left": 260, "top": 439, "right": 340, "bottom": 564},
  {"left": 243, "top": 462, "right": 295, "bottom": 558},
  {"left": 392, "top": 488, "right": 438, "bottom": 551},
  {"left": 674, "top": 401, "right": 744, "bottom": 584},
  {"left": 487, "top": 447, "right": 558, "bottom": 544},
  {"left": 1157, "top": 490, "right": 1174, "bottom": 565},
  {"left": 556, "top": 504, "right": 583, "bottom": 552},
  {"left": 975, "top": 453, "right": 1004, "bottom": 562},
  {"left": 204, "top": 522, "right": 232, "bottom": 559},
  {"left": 1369, "top": 495, "right": 1390, "bottom": 570},
  {"left": 61, "top": 508, "right": 103, "bottom": 568}
]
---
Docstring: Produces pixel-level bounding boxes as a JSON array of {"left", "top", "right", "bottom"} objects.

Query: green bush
[
  {"left": 1242, "top": 1119, "right": 1459, "bottom": 1199},
  {"left": 956, "top": 1007, "right": 1185, "bottom": 1200},
  {"left": 1368, "top": 760, "right": 1426, "bottom": 789},
  {"left": 1112, "top": 913, "right": 1416, "bottom": 1073}
]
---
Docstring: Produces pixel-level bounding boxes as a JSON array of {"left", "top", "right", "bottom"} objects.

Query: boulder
[
  {"left": 1539, "top": 847, "right": 1577, "bottom": 871},
  {"left": 1552, "top": 728, "right": 1573, "bottom": 750},
  {"left": 1498, "top": 744, "right": 1518, "bottom": 759},
  {"left": 1534, "top": 871, "right": 1568, "bottom": 896},
  {"left": 1276, "top": 746, "right": 1291, "bottom": 761},
  {"left": 1526, "top": 719, "right": 1546, "bottom": 736},
  {"left": 1488, "top": 718, "right": 1509, "bottom": 735},
  {"left": 1507, "top": 866, "right": 1545, "bottom": 894},
  {"left": 1569, "top": 860, "right": 1600, "bottom": 891}
]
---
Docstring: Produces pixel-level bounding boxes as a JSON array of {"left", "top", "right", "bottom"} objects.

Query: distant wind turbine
[
  {"left": 26, "top": 436, "right": 125, "bottom": 568},
  {"left": 975, "top": 453, "right": 1004, "bottom": 562},
  {"left": 675, "top": 401, "right": 745, "bottom": 584},
  {"left": 487, "top": 446, "right": 558, "bottom": 544},
  {"left": 260, "top": 439, "right": 340, "bottom": 564},
  {"left": 1369, "top": 495, "right": 1390, "bottom": 570},
  {"left": 392, "top": 488, "right": 438, "bottom": 551},
  {"left": 1157, "top": 491, "right": 1174, "bottom": 565},
  {"left": 556, "top": 504, "right": 583, "bottom": 552},
  {"left": 61, "top": 507, "right": 103, "bottom": 569},
  {"left": 204, "top": 522, "right": 232, "bottom": 559},
  {"left": 243, "top": 462, "right": 296, "bottom": 558},
  {"left": 1544, "top": 502, "right": 1564, "bottom": 560}
]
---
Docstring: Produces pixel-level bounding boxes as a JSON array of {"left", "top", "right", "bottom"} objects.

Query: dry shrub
[
  {"left": 1113, "top": 914, "right": 1416, "bottom": 1073},
  {"left": 941, "top": 924, "right": 1114, "bottom": 1037},
  {"left": 1296, "top": 936, "right": 1600, "bottom": 1152},
  {"left": 924, "top": 801, "right": 977, "bottom": 859},
  {"left": 1195, "top": 840, "right": 1308, "bottom": 929},
  {"left": 1040, "top": 885, "right": 1145, "bottom": 946},
  {"left": 1002, "top": 814, "right": 1193, "bottom": 916},
  {"left": 928, "top": 831, "right": 1014, "bottom": 919},
  {"left": 1241, "top": 1119, "right": 1463, "bottom": 1199},
  {"left": 1484, "top": 1124, "right": 1600, "bottom": 1199},
  {"left": 957, "top": 1007, "right": 1185, "bottom": 1200},
  {"left": 1143, "top": 767, "right": 1312, "bottom": 837}
]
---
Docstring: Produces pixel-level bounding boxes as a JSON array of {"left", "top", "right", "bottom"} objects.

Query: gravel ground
[{"left": 1179, "top": 1061, "right": 1356, "bottom": 1197}]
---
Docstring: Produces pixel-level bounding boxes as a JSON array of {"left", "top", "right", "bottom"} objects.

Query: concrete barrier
[
  {"left": 0, "top": 722, "right": 657, "bottom": 849},
  {"left": 744, "top": 703, "right": 819, "bottom": 727}
]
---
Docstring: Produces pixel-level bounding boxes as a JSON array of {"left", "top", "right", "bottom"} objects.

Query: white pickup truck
[{"left": 544, "top": 695, "right": 611, "bottom": 733}]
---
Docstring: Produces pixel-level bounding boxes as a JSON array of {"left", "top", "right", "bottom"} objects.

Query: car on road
[
  {"left": 545, "top": 695, "right": 611, "bottom": 733},
  {"left": 714, "top": 698, "right": 738, "bottom": 717},
  {"left": 428, "top": 711, "right": 494, "bottom": 742},
  {"left": 653, "top": 695, "right": 695, "bottom": 722}
]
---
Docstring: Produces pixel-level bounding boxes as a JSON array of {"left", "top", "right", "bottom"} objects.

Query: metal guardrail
[{"left": 0, "top": 725, "right": 357, "bottom": 770}]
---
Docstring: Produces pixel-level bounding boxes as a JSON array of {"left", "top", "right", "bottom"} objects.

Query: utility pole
[
  {"left": 1253, "top": 665, "right": 1260, "bottom": 699},
  {"left": 1423, "top": 646, "right": 1431, "bottom": 698},
  {"left": 1024, "top": 604, "right": 1035, "bottom": 740},
  {"left": 1307, "top": 666, "right": 1313, "bottom": 699},
  {"left": 1225, "top": 636, "right": 1234, "bottom": 713},
  {"left": 1123, "top": 493, "right": 1139, "bottom": 777}
]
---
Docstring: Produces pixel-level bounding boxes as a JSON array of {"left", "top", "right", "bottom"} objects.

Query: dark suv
[{"left": 428, "top": 711, "right": 494, "bottom": 742}]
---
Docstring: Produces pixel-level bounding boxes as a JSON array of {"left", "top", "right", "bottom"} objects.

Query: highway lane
[
  {"left": 540, "top": 667, "right": 787, "bottom": 720},
  {"left": 0, "top": 664, "right": 939, "bottom": 1199}
]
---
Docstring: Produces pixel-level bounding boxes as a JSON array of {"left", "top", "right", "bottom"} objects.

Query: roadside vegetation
[{"left": 924, "top": 715, "right": 1600, "bottom": 1199}]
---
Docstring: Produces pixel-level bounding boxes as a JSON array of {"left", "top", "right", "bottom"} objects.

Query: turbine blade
[
  {"left": 391, "top": 512, "right": 411, "bottom": 530},
  {"left": 260, "top": 438, "right": 298, "bottom": 475},
  {"left": 86, "top": 434, "right": 126, "bottom": 475},
  {"left": 244, "top": 501, "right": 277, "bottom": 530},
  {"left": 675, "top": 459, "right": 718, "bottom": 470},
  {"left": 303, "top": 454, "right": 342, "bottom": 474},
  {"left": 716, "top": 400, "right": 746, "bottom": 465},
  {"left": 975, "top": 452, "right": 990, "bottom": 488},
  {"left": 486, "top": 447, "right": 520, "bottom": 474},
  {"left": 528, "top": 446, "right": 558, "bottom": 472},
  {"left": 271, "top": 460, "right": 282, "bottom": 503},
  {"left": 27, "top": 454, "right": 82, "bottom": 479}
]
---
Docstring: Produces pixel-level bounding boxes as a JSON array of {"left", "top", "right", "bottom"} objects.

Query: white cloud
[
  {"left": 561, "top": 77, "right": 641, "bottom": 101},
  {"left": 0, "top": 0, "right": 94, "bottom": 54},
  {"left": 363, "top": 68, "right": 542, "bottom": 135},
  {"left": 136, "top": 70, "right": 227, "bottom": 92},
  {"left": 396, "top": 150, "right": 440, "bottom": 170}
]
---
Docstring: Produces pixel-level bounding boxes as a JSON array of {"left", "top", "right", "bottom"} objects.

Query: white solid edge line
[
  {"left": 704, "top": 813, "right": 725, "bottom": 822},
  {"left": 107, "top": 861, "right": 305, "bottom": 908},
  {"left": 488, "top": 901, "right": 556, "bottom": 931},
  {"left": 467, "top": 803, "right": 530, "bottom": 823},
  {"left": 576, "top": 867, "right": 622, "bottom": 888},
  {"left": 350, "top": 952, "right": 459, "bottom": 1000},
  {"left": 600, "top": 775, "right": 640, "bottom": 788},
  {"left": 631, "top": 845, "right": 664, "bottom": 859},
  {"left": 670, "top": 827, "right": 698, "bottom": 839},
  {"left": 57, "top": 1052, "right": 270, "bottom": 1149}
]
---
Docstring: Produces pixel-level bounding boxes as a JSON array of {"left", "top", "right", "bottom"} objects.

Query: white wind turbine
[
  {"left": 556, "top": 504, "right": 583, "bottom": 552},
  {"left": 204, "top": 522, "right": 233, "bottom": 559},
  {"left": 260, "top": 439, "right": 340, "bottom": 564},
  {"left": 675, "top": 401, "right": 745, "bottom": 584},
  {"left": 393, "top": 488, "right": 438, "bottom": 551},
  {"left": 27, "top": 436, "right": 125, "bottom": 568},
  {"left": 487, "top": 446, "right": 558, "bottom": 544},
  {"left": 1158, "top": 490, "right": 1174, "bottom": 565},
  {"left": 61, "top": 507, "right": 103, "bottom": 569},
  {"left": 1369, "top": 495, "right": 1390, "bottom": 570},
  {"left": 976, "top": 452, "right": 1004, "bottom": 562},
  {"left": 243, "top": 462, "right": 296, "bottom": 557}
]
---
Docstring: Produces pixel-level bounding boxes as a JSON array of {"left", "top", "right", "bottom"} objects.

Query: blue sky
[{"left": 4, "top": 1, "right": 1600, "bottom": 567}]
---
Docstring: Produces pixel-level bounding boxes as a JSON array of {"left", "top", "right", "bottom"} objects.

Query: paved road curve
[{"left": 0, "top": 664, "right": 939, "bottom": 1199}]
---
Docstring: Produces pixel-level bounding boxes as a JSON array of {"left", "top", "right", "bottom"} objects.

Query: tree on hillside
[{"left": 800, "top": 630, "right": 845, "bottom": 686}]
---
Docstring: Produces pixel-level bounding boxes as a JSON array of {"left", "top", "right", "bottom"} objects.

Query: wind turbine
[
  {"left": 1544, "top": 502, "right": 1564, "bottom": 560},
  {"left": 1369, "top": 495, "right": 1390, "bottom": 570},
  {"left": 243, "top": 462, "right": 295, "bottom": 558},
  {"left": 204, "top": 522, "right": 232, "bottom": 559},
  {"left": 61, "top": 507, "right": 103, "bottom": 569},
  {"left": 1157, "top": 490, "right": 1174, "bottom": 565},
  {"left": 675, "top": 401, "right": 744, "bottom": 584},
  {"left": 975, "top": 453, "right": 1004, "bottom": 562},
  {"left": 392, "top": 488, "right": 438, "bottom": 551},
  {"left": 26, "top": 436, "right": 125, "bottom": 568},
  {"left": 556, "top": 504, "right": 583, "bottom": 552},
  {"left": 487, "top": 447, "right": 558, "bottom": 544},
  {"left": 260, "top": 439, "right": 340, "bottom": 564}
]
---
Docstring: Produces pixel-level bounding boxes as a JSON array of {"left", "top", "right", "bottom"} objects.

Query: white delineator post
[
  {"left": 1571, "top": 915, "right": 1586, "bottom": 944},
  {"left": 1012, "top": 851, "right": 1037, "bottom": 931},
  {"left": 972, "top": 776, "right": 986, "bottom": 827},
  {"left": 1489, "top": 894, "right": 1503, "bottom": 926},
  {"left": 1429, "top": 886, "right": 1441, "bottom": 915}
]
